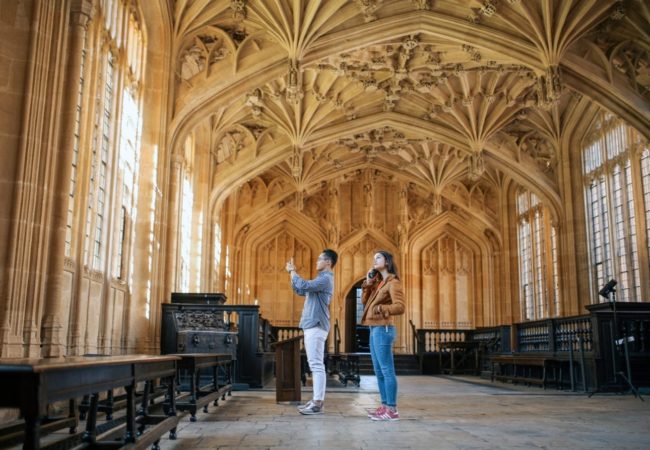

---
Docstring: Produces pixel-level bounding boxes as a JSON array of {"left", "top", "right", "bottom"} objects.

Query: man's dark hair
[{"left": 322, "top": 248, "right": 338, "bottom": 267}]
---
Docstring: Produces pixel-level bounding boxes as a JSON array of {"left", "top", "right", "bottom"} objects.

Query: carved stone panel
[{"left": 421, "top": 233, "right": 475, "bottom": 329}]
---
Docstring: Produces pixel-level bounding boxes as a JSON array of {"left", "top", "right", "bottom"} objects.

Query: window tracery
[
  {"left": 582, "top": 113, "right": 648, "bottom": 302},
  {"left": 69, "top": 0, "right": 144, "bottom": 282},
  {"left": 516, "top": 189, "right": 560, "bottom": 320}
]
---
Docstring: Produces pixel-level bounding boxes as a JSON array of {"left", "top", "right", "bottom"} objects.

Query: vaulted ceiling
[{"left": 167, "top": 0, "right": 650, "bottom": 226}]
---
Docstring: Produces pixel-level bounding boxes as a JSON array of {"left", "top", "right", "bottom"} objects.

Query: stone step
[{"left": 356, "top": 353, "right": 421, "bottom": 375}]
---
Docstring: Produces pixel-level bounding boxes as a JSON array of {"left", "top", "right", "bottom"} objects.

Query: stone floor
[{"left": 158, "top": 375, "right": 650, "bottom": 450}]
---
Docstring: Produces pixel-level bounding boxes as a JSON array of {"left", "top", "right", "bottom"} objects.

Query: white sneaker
[
  {"left": 297, "top": 400, "right": 314, "bottom": 410},
  {"left": 299, "top": 402, "right": 324, "bottom": 415}
]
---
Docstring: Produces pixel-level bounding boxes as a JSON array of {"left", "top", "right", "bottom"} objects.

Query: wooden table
[
  {"left": 0, "top": 354, "right": 180, "bottom": 450},
  {"left": 438, "top": 341, "right": 480, "bottom": 375},
  {"left": 172, "top": 353, "right": 233, "bottom": 421}
]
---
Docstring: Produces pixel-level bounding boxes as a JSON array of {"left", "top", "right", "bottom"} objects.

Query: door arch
[{"left": 344, "top": 279, "right": 369, "bottom": 353}]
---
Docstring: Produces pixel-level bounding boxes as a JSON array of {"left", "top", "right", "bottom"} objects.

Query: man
[{"left": 285, "top": 248, "right": 338, "bottom": 415}]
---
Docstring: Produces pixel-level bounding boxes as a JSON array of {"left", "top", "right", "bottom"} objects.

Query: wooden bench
[
  {"left": 0, "top": 405, "right": 77, "bottom": 448},
  {"left": 0, "top": 354, "right": 180, "bottom": 450},
  {"left": 489, "top": 354, "right": 558, "bottom": 389},
  {"left": 171, "top": 353, "right": 233, "bottom": 421}
]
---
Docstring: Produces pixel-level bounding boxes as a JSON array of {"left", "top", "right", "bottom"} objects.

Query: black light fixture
[{"left": 599, "top": 279, "right": 617, "bottom": 299}]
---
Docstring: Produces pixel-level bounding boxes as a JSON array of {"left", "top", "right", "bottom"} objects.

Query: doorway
[{"left": 344, "top": 280, "right": 370, "bottom": 353}]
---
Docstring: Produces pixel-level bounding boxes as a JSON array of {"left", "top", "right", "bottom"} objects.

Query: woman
[{"left": 361, "top": 250, "right": 405, "bottom": 421}]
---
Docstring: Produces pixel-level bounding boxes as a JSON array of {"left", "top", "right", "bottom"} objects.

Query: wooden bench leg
[
  {"left": 23, "top": 413, "right": 41, "bottom": 450},
  {"left": 82, "top": 393, "right": 99, "bottom": 444},
  {"left": 168, "top": 375, "right": 178, "bottom": 440},
  {"left": 189, "top": 371, "right": 198, "bottom": 422},
  {"left": 212, "top": 366, "right": 226, "bottom": 406},
  {"left": 68, "top": 398, "right": 78, "bottom": 434},
  {"left": 124, "top": 383, "right": 137, "bottom": 443}
]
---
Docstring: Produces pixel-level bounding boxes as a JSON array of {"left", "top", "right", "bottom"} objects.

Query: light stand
[{"left": 591, "top": 279, "right": 644, "bottom": 401}]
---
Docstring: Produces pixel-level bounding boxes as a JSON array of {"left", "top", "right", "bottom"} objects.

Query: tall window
[
  {"left": 213, "top": 222, "right": 222, "bottom": 287},
  {"left": 642, "top": 148, "right": 650, "bottom": 266},
  {"left": 115, "top": 86, "right": 141, "bottom": 279},
  {"left": 179, "top": 171, "right": 193, "bottom": 292},
  {"left": 77, "top": 0, "right": 143, "bottom": 279},
  {"left": 93, "top": 50, "right": 114, "bottom": 269},
  {"left": 582, "top": 114, "right": 648, "bottom": 302},
  {"left": 65, "top": 37, "right": 87, "bottom": 257},
  {"left": 516, "top": 189, "right": 560, "bottom": 320}
]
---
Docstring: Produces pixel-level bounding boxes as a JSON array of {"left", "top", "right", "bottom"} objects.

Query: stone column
[
  {"left": 0, "top": 0, "right": 36, "bottom": 357},
  {"left": 363, "top": 170, "right": 374, "bottom": 228},
  {"left": 41, "top": 0, "right": 92, "bottom": 357},
  {"left": 164, "top": 153, "right": 184, "bottom": 300},
  {"left": 127, "top": 145, "right": 163, "bottom": 353},
  {"left": 326, "top": 180, "right": 339, "bottom": 247},
  {"left": 397, "top": 182, "right": 409, "bottom": 251}
]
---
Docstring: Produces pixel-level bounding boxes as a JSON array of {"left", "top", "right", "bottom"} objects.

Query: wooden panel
[{"left": 274, "top": 337, "right": 302, "bottom": 403}]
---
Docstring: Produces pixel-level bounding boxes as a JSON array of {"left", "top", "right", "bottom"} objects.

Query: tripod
[{"left": 590, "top": 288, "right": 644, "bottom": 401}]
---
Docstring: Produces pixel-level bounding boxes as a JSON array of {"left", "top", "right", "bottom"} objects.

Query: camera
[{"left": 599, "top": 279, "right": 617, "bottom": 299}]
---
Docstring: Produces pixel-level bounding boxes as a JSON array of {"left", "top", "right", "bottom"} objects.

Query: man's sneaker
[
  {"left": 299, "top": 402, "right": 324, "bottom": 415},
  {"left": 367, "top": 405, "right": 386, "bottom": 418},
  {"left": 370, "top": 407, "right": 399, "bottom": 421},
  {"left": 297, "top": 400, "right": 314, "bottom": 411}
]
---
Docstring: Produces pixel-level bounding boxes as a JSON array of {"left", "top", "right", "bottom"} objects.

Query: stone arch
[
  {"left": 176, "top": 26, "right": 237, "bottom": 83},
  {"left": 211, "top": 123, "right": 257, "bottom": 168},
  {"left": 330, "top": 230, "right": 400, "bottom": 352},
  {"left": 336, "top": 229, "right": 399, "bottom": 299},
  {"left": 203, "top": 111, "right": 563, "bottom": 224},
  {"left": 408, "top": 211, "right": 496, "bottom": 330},
  {"left": 169, "top": 10, "right": 650, "bottom": 156},
  {"left": 236, "top": 208, "right": 326, "bottom": 324},
  {"left": 234, "top": 31, "right": 284, "bottom": 72}
]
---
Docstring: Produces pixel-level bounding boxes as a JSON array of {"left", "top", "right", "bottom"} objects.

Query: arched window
[
  {"left": 68, "top": 0, "right": 144, "bottom": 281},
  {"left": 582, "top": 113, "right": 648, "bottom": 302},
  {"left": 65, "top": 31, "right": 87, "bottom": 257},
  {"left": 179, "top": 136, "right": 194, "bottom": 292},
  {"left": 179, "top": 170, "right": 193, "bottom": 292},
  {"left": 516, "top": 189, "right": 560, "bottom": 320}
]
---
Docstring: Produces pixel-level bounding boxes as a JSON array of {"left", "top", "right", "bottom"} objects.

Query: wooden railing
[
  {"left": 273, "top": 326, "right": 303, "bottom": 348},
  {"left": 553, "top": 316, "right": 593, "bottom": 353},
  {"left": 408, "top": 303, "right": 650, "bottom": 389},
  {"left": 471, "top": 326, "right": 509, "bottom": 354},
  {"left": 416, "top": 329, "right": 472, "bottom": 353},
  {"left": 516, "top": 315, "right": 593, "bottom": 353}
]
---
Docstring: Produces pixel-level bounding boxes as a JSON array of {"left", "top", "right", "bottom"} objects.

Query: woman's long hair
[{"left": 378, "top": 250, "right": 399, "bottom": 280}]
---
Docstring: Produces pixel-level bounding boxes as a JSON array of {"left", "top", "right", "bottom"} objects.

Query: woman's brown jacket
[{"left": 360, "top": 274, "right": 405, "bottom": 326}]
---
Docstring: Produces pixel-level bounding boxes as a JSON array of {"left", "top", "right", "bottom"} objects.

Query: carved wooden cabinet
[{"left": 161, "top": 299, "right": 274, "bottom": 388}]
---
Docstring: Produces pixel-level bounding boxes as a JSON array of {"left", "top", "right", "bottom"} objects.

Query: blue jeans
[{"left": 369, "top": 325, "right": 397, "bottom": 408}]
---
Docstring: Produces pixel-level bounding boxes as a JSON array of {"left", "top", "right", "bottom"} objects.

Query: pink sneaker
[
  {"left": 367, "top": 405, "right": 386, "bottom": 418},
  {"left": 371, "top": 407, "right": 399, "bottom": 421}
]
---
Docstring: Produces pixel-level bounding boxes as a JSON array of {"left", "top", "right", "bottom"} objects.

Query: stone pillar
[
  {"left": 164, "top": 153, "right": 184, "bottom": 300},
  {"left": 41, "top": 0, "right": 92, "bottom": 358},
  {"left": 1, "top": 0, "right": 69, "bottom": 357},
  {"left": 127, "top": 145, "right": 162, "bottom": 353},
  {"left": 0, "top": 0, "right": 36, "bottom": 357}
]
